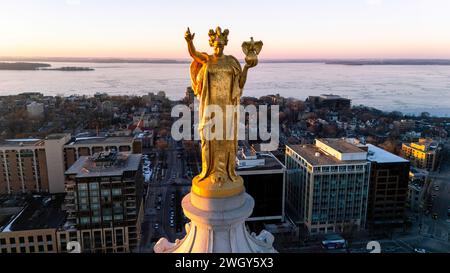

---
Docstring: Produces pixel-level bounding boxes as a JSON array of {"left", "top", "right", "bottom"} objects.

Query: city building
[
  {"left": 45, "top": 134, "right": 73, "bottom": 193},
  {"left": 285, "top": 139, "right": 370, "bottom": 236},
  {"left": 0, "top": 194, "right": 66, "bottom": 253},
  {"left": 63, "top": 136, "right": 142, "bottom": 170},
  {"left": 236, "top": 144, "right": 286, "bottom": 223},
  {"left": 0, "top": 139, "right": 49, "bottom": 194},
  {"left": 402, "top": 138, "right": 442, "bottom": 171},
  {"left": 365, "top": 144, "right": 410, "bottom": 230},
  {"left": 0, "top": 134, "right": 142, "bottom": 195},
  {"left": 407, "top": 182, "right": 423, "bottom": 213},
  {"left": 60, "top": 151, "right": 144, "bottom": 253},
  {"left": 306, "top": 94, "right": 351, "bottom": 111}
]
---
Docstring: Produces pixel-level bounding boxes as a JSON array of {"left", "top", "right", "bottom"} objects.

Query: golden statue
[{"left": 185, "top": 27, "right": 263, "bottom": 198}]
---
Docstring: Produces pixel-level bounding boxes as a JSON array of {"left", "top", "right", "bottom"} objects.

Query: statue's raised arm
[{"left": 185, "top": 28, "right": 208, "bottom": 64}]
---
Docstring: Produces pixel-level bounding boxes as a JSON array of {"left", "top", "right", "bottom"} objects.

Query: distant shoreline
[
  {"left": 2, "top": 57, "right": 450, "bottom": 65},
  {"left": 0, "top": 62, "right": 95, "bottom": 71}
]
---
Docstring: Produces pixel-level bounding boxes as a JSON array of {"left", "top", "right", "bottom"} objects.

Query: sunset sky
[{"left": 1, "top": 0, "right": 450, "bottom": 59}]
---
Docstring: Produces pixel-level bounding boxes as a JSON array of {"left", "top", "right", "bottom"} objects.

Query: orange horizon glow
[{"left": 1, "top": 0, "right": 450, "bottom": 59}]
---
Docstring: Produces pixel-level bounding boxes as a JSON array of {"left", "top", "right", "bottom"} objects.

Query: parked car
[
  {"left": 414, "top": 248, "right": 427, "bottom": 253},
  {"left": 432, "top": 213, "right": 438, "bottom": 220}
]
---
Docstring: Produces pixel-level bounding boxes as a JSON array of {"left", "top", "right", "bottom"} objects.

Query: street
[{"left": 139, "top": 138, "right": 192, "bottom": 252}]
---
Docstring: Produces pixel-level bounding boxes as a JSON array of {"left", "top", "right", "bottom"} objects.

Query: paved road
[
  {"left": 139, "top": 138, "right": 192, "bottom": 252},
  {"left": 419, "top": 141, "right": 450, "bottom": 244}
]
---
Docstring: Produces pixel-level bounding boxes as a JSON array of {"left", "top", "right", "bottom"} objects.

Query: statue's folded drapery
[{"left": 190, "top": 55, "right": 243, "bottom": 188}]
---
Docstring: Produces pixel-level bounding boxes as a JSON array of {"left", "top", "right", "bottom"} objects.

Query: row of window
[
  {"left": 0, "top": 235, "right": 53, "bottom": 246},
  {"left": 0, "top": 244, "right": 52, "bottom": 253}
]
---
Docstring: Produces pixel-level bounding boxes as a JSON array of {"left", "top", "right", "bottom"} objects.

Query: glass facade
[{"left": 286, "top": 146, "right": 370, "bottom": 235}]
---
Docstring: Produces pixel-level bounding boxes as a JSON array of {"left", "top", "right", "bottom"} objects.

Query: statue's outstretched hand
[{"left": 185, "top": 28, "right": 195, "bottom": 43}]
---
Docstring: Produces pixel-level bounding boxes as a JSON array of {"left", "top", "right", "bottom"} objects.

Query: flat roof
[
  {"left": 65, "top": 136, "right": 134, "bottom": 146},
  {"left": 237, "top": 152, "right": 285, "bottom": 172},
  {"left": 366, "top": 144, "right": 409, "bottom": 163},
  {"left": 65, "top": 153, "right": 142, "bottom": 178},
  {"left": 0, "top": 139, "right": 44, "bottom": 148},
  {"left": 317, "top": 138, "right": 365, "bottom": 153},
  {"left": 288, "top": 144, "right": 367, "bottom": 166},
  {"left": 0, "top": 194, "right": 66, "bottom": 232}
]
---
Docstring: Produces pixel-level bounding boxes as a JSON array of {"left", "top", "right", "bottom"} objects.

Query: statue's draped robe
[{"left": 190, "top": 55, "right": 243, "bottom": 184}]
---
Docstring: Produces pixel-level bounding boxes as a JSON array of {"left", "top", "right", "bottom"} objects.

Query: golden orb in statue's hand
[
  {"left": 242, "top": 37, "right": 263, "bottom": 68},
  {"left": 245, "top": 52, "right": 258, "bottom": 67}
]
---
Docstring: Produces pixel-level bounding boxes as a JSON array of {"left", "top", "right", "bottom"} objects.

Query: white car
[{"left": 414, "top": 248, "right": 427, "bottom": 253}]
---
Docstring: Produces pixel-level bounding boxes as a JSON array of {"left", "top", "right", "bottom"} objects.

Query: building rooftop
[
  {"left": 65, "top": 152, "right": 142, "bottom": 178},
  {"left": 64, "top": 136, "right": 134, "bottom": 146},
  {"left": 317, "top": 138, "right": 366, "bottom": 154},
  {"left": 236, "top": 152, "right": 285, "bottom": 172},
  {"left": 288, "top": 144, "right": 367, "bottom": 166},
  {"left": 366, "top": 144, "right": 409, "bottom": 164},
  {"left": 404, "top": 138, "right": 440, "bottom": 152},
  {"left": 319, "top": 94, "right": 350, "bottom": 100},
  {"left": 0, "top": 139, "right": 44, "bottom": 148},
  {"left": 0, "top": 194, "right": 66, "bottom": 232}
]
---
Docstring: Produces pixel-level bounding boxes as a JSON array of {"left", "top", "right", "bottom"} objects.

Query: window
[
  {"left": 37, "top": 235, "right": 43, "bottom": 242},
  {"left": 28, "top": 236, "right": 34, "bottom": 243},
  {"left": 78, "top": 190, "right": 88, "bottom": 197},
  {"left": 46, "top": 235, "right": 52, "bottom": 242},
  {"left": 0, "top": 238, "right": 6, "bottom": 245},
  {"left": 89, "top": 183, "right": 99, "bottom": 191},
  {"left": 78, "top": 183, "right": 88, "bottom": 190},
  {"left": 38, "top": 245, "right": 44, "bottom": 252},
  {"left": 47, "top": 245, "right": 53, "bottom": 252},
  {"left": 9, "top": 238, "right": 16, "bottom": 244},
  {"left": 19, "top": 237, "right": 25, "bottom": 244},
  {"left": 29, "top": 246, "right": 35, "bottom": 253}
]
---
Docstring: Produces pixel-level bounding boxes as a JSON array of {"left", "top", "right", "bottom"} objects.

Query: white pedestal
[{"left": 154, "top": 192, "right": 277, "bottom": 253}]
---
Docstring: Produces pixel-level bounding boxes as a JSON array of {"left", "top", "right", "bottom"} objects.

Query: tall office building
[
  {"left": 365, "top": 144, "right": 410, "bottom": 230},
  {"left": 285, "top": 139, "right": 370, "bottom": 236},
  {"left": 0, "top": 139, "right": 49, "bottom": 194},
  {"left": 59, "top": 151, "right": 144, "bottom": 253}
]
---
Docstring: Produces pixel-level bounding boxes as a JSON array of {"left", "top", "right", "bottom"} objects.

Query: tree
[{"left": 420, "top": 112, "right": 431, "bottom": 119}]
